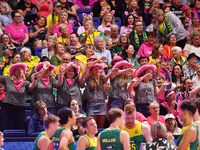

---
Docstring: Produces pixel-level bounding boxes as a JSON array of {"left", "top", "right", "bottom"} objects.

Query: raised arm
[
  {"left": 155, "top": 81, "right": 171, "bottom": 96},
  {"left": 127, "top": 73, "right": 152, "bottom": 92},
  {"left": 189, "top": 86, "right": 200, "bottom": 99}
]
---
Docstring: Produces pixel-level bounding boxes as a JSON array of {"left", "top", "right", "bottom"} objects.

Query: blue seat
[
  {"left": 25, "top": 103, "right": 31, "bottom": 110},
  {"left": 77, "top": 8, "right": 92, "bottom": 23},
  {"left": 73, "top": 26, "right": 79, "bottom": 31},
  {"left": 25, "top": 110, "right": 31, "bottom": 119},
  {"left": 3, "top": 130, "right": 26, "bottom": 137},
  {"left": 16, "top": 47, "right": 31, "bottom": 51},
  {"left": 115, "top": 17, "right": 121, "bottom": 30},
  {"left": 93, "top": 17, "right": 100, "bottom": 29},
  {"left": 34, "top": 47, "right": 47, "bottom": 58}
]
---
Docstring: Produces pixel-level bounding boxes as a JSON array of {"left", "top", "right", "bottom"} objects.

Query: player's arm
[
  {"left": 120, "top": 130, "right": 130, "bottom": 150},
  {"left": 168, "top": 126, "right": 197, "bottom": 150},
  {"left": 176, "top": 127, "right": 197, "bottom": 150},
  {"left": 46, "top": 140, "right": 54, "bottom": 150},
  {"left": 59, "top": 130, "right": 73, "bottom": 150},
  {"left": 97, "top": 133, "right": 102, "bottom": 150},
  {"left": 38, "top": 135, "right": 50, "bottom": 150},
  {"left": 77, "top": 135, "right": 89, "bottom": 150},
  {"left": 142, "top": 124, "right": 152, "bottom": 142}
]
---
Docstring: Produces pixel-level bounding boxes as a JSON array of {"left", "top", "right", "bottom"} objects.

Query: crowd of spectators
[{"left": 1, "top": 0, "right": 200, "bottom": 149}]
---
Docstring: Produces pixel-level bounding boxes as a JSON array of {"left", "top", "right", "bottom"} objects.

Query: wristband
[
  {"left": 129, "top": 89, "right": 134, "bottom": 94},
  {"left": 34, "top": 77, "right": 38, "bottom": 80}
]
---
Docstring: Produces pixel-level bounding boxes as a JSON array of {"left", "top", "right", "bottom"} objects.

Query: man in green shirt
[{"left": 97, "top": 108, "right": 130, "bottom": 150}]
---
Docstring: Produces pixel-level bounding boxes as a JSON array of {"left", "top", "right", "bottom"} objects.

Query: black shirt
[
  {"left": 170, "top": 4, "right": 183, "bottom": 19},
  {"left": 17, "top": 2, "right": 38, "bottom": 27}
]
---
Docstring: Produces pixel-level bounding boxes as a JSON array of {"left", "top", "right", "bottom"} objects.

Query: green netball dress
[
  {"left": 176, "top": 124, "right": 199, "bottom": 150},
  {"left": 84, "top": 134, "right": 97, "bottom": 150},
  {"left": 122, "top": 121, "right": 146, "bottom": 150},
  {"left": 100, "top": 129, "right": 123, "bottom": 150},
  {"left": 33, "top": 131, "right": 50, "bottom": 150},
  {"left": 53, "top": 127, "right": 76, "bottom": 150}
]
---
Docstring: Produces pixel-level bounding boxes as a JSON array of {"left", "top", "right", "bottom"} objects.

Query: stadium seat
[
  {"left": 34, "top": 47, "right": 47, "bottom": 58},
  {"left": 16, "top": 47, "right": 31, "bottom": 51},
  {"left": 77, "top": 8, "right": 93, "bottom": 23},
  {"left": 73, "top": 26, "right": 79, "bottom": 31},
  {"left": 3, "top": 130, "right": 26, "bottom": 137},
  {"left": 25, "top": 110, "right": 31, "bottom": 119},
  {"left": 93, "top": 17, "right": 101, "bottom": 29},
  {"left": 115, "top": 17, "right": 121, "bottom": 31},
  {"left": 25, "top": 103, "right": 31, "bottom": 110}
]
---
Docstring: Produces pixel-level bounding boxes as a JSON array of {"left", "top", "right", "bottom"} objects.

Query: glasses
[
  {"left": 190, "top": 58, "right": 197, "bottom": 61},
  {"left": 62, "top": 58, "right": 70, "bottom": 61},
  {"left": 136, "top": 24, "right": 143, "bottom": 26},
  {"left": 186, "top": 82, "right": 193, "bottom": 85},
  {"left": 39, "top": 106, "right": 46, "bottom": 111},
  {"left": 14, "top": 16, "right": 21, "bottom": 18},
  {"left": 2, "top": 37, "right": 9, "bottom": 40},
  {"left": 152, "top": 107, "right": 159, "bottom": 110}
]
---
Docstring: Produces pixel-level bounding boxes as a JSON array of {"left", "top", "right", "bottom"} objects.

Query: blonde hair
[
  {"left": 89, "top": 75, "right": 101, "bottom": 92},
  {"left": 55, "top": 42, "right": 64, "bottom": 53},
  {"left": 102, "top": 12, "right": 115, "bottom": 27},
  {"left": 116, "top": 74, "right": 129, "bottom": 88},
  {"left": 154, "top": 9, "right": 164, "bottom": 16},
  {"left": 11, "top": 74, "right": 26, "bottom": 81},
  {"left": 58, "top": 23, "right": 68, "bottom": 33},
  {"left": 82, "top": 15, "right": 93, "bottom": 25},
  {"left": 0, "top": 2, "right": 12, "bottom": 14},
  {"left": 151, "top": 122, "right": 167, "bottom": 139},
  {"left": 84, "top": 20, "right": 94, "bottom": 31},
  {"left": 48, "top": 35, "right": 57, "bottom": 44},
  {"left": 128, "top": 0, "right": 138, "bottom": 10}
]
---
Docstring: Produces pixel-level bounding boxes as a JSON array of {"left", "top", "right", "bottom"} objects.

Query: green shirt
[
  {"left": 50, "top": 55, "right": 62, "bottom": 66},
  {"left": 176, "top": 124, "right": 199, "bottom": 150},
  {"left": 53, "top": 127, "right": 76, "bottom": 150},
  {"left": 33, "top": 132, "right": 50, "bottom": 150},
  {"left": 100, "top": 129, "right": 123, "bottom": 150}
]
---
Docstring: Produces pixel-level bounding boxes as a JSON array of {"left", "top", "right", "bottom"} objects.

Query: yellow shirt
[
  {"left": 149, "top": 56, "right": 161, "bottom": 69},
  {"left": 21, "top": 55, "right": 40, "bottom": 74},
  {"left": 46, "top": 14, "right": 68, "bottom": 28}
]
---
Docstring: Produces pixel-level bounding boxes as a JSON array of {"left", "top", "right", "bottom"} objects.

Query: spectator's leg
[
  {"left": 33, "top": 40, "right": 42, "bottom": 47},
  {"left": 13, "top": 106, "right": 25, "bottom": 130},
  {"left": 42, "top": 40, "right": 47, "bottom": 47},
  {"left": 0, "top": 103, "right": 12, "bottom": 131}
]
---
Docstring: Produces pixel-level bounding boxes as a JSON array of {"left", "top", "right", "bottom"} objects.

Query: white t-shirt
[{"left": 183, "top": 44, "right": 200, "bottom": 57}]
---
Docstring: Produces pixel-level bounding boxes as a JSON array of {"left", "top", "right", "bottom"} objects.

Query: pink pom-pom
[
  {"left": 111, "top": 10, "right": 115, "bottom": 14},
  {"left": 82, "top": 13, "right": 86, "bottom": 17},
  {"left": 90, "top": 12, "right": 93, "bottom": 16},
  {"left": 124, "top": 11, "right": 129, "bottom": 16}
]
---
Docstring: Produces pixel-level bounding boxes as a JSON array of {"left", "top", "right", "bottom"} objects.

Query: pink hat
[
  {"left": 87, "top": 55, "right": 98, "bottom": 62},
  {"left": 166, "top": 89, "right": 177, "bottom": 99},
  {"left": 35, "top": 61, "right": 56, "bottom": 72},
  {"left": 111, "top": 56, "right": 123, "bottom": 65},
  {"left": 113, "top": 60, "right": 134, "bottom": 69},
  {"left": 65, "top": 62, "right": 80, "bottom": 74},
  {"left": 9, "top": 63, "right": 27, "bottom": 76},
  {"left": 161, "top": 55, "right": 170, "bottom": 60},
  {"left": 89, "top": 64, "right": 104, "bottom": 70},
  {"left": 182, "top": 5, "right": 190, "bottom": 12},
  {"left": 134, "top": 64, "right": 156, "bottom": 77}
]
